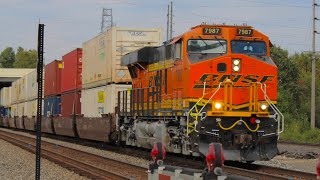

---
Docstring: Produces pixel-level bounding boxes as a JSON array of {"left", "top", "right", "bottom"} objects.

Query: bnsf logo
[{"left": 193, "top": 74, "right": 275, "bottom": 88}]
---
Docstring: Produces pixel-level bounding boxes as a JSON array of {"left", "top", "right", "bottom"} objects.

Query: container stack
[
  {"left": 22, "top": 69, "right": 44, "bottom": 130},
  {"left": 7, "top": 69, "right": 44, "bottom": 130},
  {"left": 44, "top": 60, "right": 62, "bottom": 117},
  {"left": 81, "top": 27, "right": 162, "bottom": 117},
  {"left": 61, "top": 48, "right": 82, "bottom": 117}
]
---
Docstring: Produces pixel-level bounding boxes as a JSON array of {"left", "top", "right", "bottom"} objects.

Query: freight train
[{"left": 0, "top": 24, "right": 283, "bottom": 162}]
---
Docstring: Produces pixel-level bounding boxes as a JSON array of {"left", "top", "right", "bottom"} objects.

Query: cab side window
[{"left": 175, "top": 41, "right": 182, "bottom": 60}]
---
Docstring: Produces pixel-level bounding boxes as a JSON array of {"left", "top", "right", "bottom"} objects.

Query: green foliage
[
  {"left": 272, "top": 46, "right": 320, "bottom": 142},
  {"left": 280, "top": 115, "right": 320, "bottom": 143},
  {"left": 0, "top": 47, "right": 15, "bottom": 68},
  {"left": 13, "top": 47, "right": 37, "bottom": 68},
  {"left": 0, "top": 47, "right": 38, "bottom": 68},
  {"left": 271, "top": 46, "right": 302, "bottom": 116}
]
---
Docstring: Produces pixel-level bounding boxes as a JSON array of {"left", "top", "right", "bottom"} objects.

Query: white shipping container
[
  {"left": 82, "top": 27, "right": 162, "bottom": 88},
  {"left": 7, "top": 87, "right": 12, "bottom": 107},
  {"left": 0, "top": 88, "right": 5, "bottom": 106},
  {"left": 25, "top": 99, "right": 42, "bottom": 118},
  {"left": 81, "top": 84, "right": 131, "bottom": 117},
  {"left": 11, "top": 104, "right": 18, "bottom": 117},
  {"left": 25, "top": 69, "right": 41, "bottom": 101},
  {"left": 17, "top": 77, "right": 27, "bottom": 103},
  {"left": 0, "top": 87, "right": 12, "bottom": 107},
  {"left": 17, "top": 102, "right": 26, "bottom": 117},
  {"left": 11, "top": 80, "right": 18, "bottom": 104}
]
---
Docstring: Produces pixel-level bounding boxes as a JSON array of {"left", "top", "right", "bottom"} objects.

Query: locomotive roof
[{"left": 191, "top": 24, "right": 253, "bottom": 30}]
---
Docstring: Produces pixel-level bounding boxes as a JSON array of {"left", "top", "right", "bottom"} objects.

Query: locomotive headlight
[
  {"left": 232, "top": 59, "right": 241, "bottom": 72},
  {"left": 233, "top": 66, "right": 240, "bottom": 72},
  {"left": 215, "top": 102, "right": 222, "bottom": 110},
  {"left": 260, "top": 103, "right": 268, "bottom": 111},
  {"left": 233, "top": 59, "right": 240, "bottom": 65}
]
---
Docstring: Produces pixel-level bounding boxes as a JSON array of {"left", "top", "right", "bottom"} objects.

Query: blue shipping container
[
  {"left": 5, "top": 108, "right": 11, "bottom": 117},
  {"left": 0, "top": 106, "right": 5, "bottom": 117},
  {"left": 44, "top": 96, "right": 61, "bottom": 117}
]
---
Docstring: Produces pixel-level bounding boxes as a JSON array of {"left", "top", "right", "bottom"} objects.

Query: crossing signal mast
[
  {"left": 311, "top": 0, "right": 319, "bottom": 129},
  {"left": 101, "top": 8, "right": 113, "bottom": 33}
]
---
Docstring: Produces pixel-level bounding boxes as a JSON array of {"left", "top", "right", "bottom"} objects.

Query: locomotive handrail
[
  {"left": 259, "top": 83, "right": 284, "bottom": 135},
  {"left": 187, "top": 82, "right": 222, "bottom": 135},
  {"left": 198, "top": 83, "right": 222, "bottom": 114}
]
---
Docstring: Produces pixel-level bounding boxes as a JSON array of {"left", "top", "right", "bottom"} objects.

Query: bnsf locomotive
[{"left": 119, "top": 24, "right": 284, "bottom": 161}]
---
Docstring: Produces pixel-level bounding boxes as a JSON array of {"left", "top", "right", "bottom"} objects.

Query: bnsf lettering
[
  {"left": 148, "top": 75, "right": 165, "bottom": 87},
  {"left": 193, "top": 74, "right": 275, "bottom": 88},
  {"left": 218, "top": 75, "right": 242, "bottom": 82},
  {"left": 260, "top": 76, "right": 274, "bottom": 83},
  {"left": 241, "top": 75, "right": 260, "bottom": 83}
]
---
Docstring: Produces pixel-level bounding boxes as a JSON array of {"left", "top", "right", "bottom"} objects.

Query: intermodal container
[
  {"left": 61, "top": 91, "right": 81, "bottom": 117},
  {"left": 45, "top": 60, "right": 62, "bottom": 96},
  {"left": 17, "top": 102, "right": 25, "bottom": 117},
  {"left": 61, "top": 48, "right": 82, "bottom": 93},
  {"left": 82, "top": 27, "right": 162, "bottom": 89},
  {"left": 11, "top": 80, "right": 18, "bottom": 103},
  {"left": 44, "top": 95, "right": 61, "bottom": 117},
  {"left": 81, "top": 84, "right": 131, "bottom": 117},
  {"left": 25, "top": 100, "right": 43, "bottom": 118},
  {"left": 0, "top": 106, "right": 5, "bottom": 117},
  {"left": 11, "top": 104, "right": 17, "bottom": 117},
  {"left": 5, "top": 107, "right": 11, "bottom": 117},
  {"left": 0, "top": 88, "right": 6, "bottom": 106},
  {"left": 6, "top": 87, "right": 12, "bottom": 107},
  {"left": 17, "top": 77, "right": 27, "bottom": 103},
  {"left": 25, "top": 69, "right": 44, "bottom": 101}
]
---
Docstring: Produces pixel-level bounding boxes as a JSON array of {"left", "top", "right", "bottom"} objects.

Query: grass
[{"left": 280, "top": 114, "right": 320, "bottom": 143}]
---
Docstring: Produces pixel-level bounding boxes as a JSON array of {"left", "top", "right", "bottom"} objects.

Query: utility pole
[
  {"left": 101, "top": 8, "right": 113, "bottom": 33},
  {"left": 35, "top": 23, "right": 44, "bottom": 180},
  {"left": 166, "top": 5, "right": 170, "bottom": 41},
  {"left": 170, "top": 1, "right": 173, "bottom": 40},
  {"left": 311, "top": 0, "right": 317, "bottom": 129}
]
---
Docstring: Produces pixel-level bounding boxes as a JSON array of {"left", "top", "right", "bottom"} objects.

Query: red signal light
[
  {"left": 151, "top": 149, "right": 158, "bottom": 157},
  {"left": 206, "top": 143, "right": 224, "bottom": 172},
  {"left": 151, "top": 142, "right": 166, "bottom": 163},
  {"left": 250, "top": 117, "right": 256, "bottom": 124}
]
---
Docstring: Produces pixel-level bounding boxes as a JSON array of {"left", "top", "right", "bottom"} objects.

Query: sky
[{"left": 0, "top": 0, "right": 314, "bottom": 63}]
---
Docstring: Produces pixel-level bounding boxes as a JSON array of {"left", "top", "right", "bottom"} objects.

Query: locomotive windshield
[
  {"left": 188, "top": 39, "right": 227, "bottom": 54},
  {"left": 231, "top": 40, "right": 266, "bottom": 55},
  {"left": 187, "top": 39, "right": 227, "bottom": 64}
]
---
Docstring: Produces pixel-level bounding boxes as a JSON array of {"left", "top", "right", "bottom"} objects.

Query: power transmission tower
[
  {"left": 166, "top": 1, "right": 173, "bottom": 41},
  {"left": 101, "top": 8, "right": 113, "bottom": 33},
  {"left": 311, "top": 0, "right": 319, "bottom": 129}
]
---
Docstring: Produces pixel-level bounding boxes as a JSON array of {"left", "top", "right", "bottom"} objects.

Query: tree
[
  {"left": 0, "top": 47, "right": 15, "bottom": 68},
  {"left": 13, "top": 47, "right": 37, "bottom": 68},
  {"left": 271, "top": 46, "right": 301, "bottom": 113}
]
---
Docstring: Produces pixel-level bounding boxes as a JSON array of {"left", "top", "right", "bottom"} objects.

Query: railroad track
[
  {"left": 279, "top": 141, "right": 320, "bottom": 147},
  {"left": 223, "top": 164, "right": 317, "bottom": 180},
  {"left": 0, "top": 129, "right": 147, "bottom": 180},
  {"left": 0, "top": 128, "right": 317, "bottom": 180},
  {"left": 169, "top": 156, "right": 317, "bottom": 180}
]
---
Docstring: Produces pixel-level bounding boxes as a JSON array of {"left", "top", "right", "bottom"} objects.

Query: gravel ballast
[
  {"left": 0, "top": 128, "right": 150, "bottom": 169},
  {"left": 0, "top": 139, "right": 88, "bottom": 180}
]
